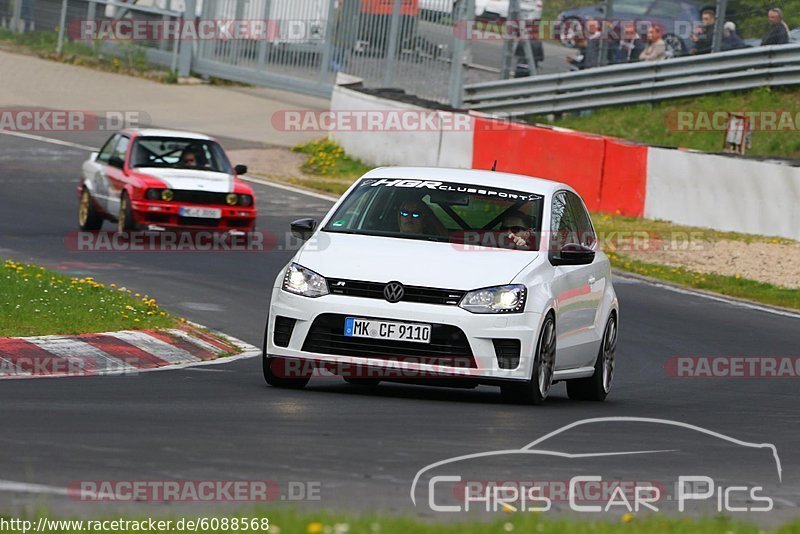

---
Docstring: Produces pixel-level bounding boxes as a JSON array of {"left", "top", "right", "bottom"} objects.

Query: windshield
[
  {"left": 130, "top": 137, "right": 233, "bottom": 173},
  {"left": 323, "top": 178, "right": 544, "bottom": 251}
]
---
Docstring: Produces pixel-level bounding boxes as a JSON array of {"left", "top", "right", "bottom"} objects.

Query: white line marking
[
  {"left": 0, "top": 480, "right": 70, "bottom": 497},
  {"left": 104, "top": 331, "right": 201, "bottom": 365},
  {"left": 614, "top": 272, "right": 800, "bottom": 320},
  {"left": 0, "top": 130, "right": 95, "bottom": 151},
  {"left": 239, "top": 174, "right": 339, "bottom": 202}
]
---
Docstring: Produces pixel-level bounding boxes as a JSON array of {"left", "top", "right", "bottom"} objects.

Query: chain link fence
[{"left": 2, "top": 0, "right": 487, "bottom": 106}]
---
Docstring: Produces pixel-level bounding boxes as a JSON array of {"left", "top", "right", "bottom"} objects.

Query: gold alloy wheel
[
  {"left": 118, "top": 195, "right": 127, "bottom": 233},
  {"left": 79, "top": 190, "right": 90, "bottom": 227}
]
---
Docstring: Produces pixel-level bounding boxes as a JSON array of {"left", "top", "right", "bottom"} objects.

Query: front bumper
[
  {"left": 130, "top": 199, "right": 256, "bottom": 231},
  {"left": 267, "top": 286, "right": 543, "bottom": 382}
]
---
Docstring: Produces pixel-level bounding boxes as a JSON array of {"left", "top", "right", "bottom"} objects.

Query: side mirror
[
  {"left": 90, "top": 152, "right": 99, "bottom": 162},
  {"left": 291, "top": 218, "right": 318, "bottom": 241},
  {"left": 551, "top": 243, "right": 595, "bottom": 266},
  {"left": 108, "top": 156, "right": 125, "bottom": 169},
  {"left": 234, "top": 164, "right": 248, "bottom": 175}
]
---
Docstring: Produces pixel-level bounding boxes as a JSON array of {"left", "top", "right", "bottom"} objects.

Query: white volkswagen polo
[{"left": 263, "top": 167, "right": 618, "bottom": 404}]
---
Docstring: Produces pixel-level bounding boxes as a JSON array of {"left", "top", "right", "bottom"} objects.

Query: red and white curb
[{"left": 0, "top": 325, "right": 260, "bottom": 379}]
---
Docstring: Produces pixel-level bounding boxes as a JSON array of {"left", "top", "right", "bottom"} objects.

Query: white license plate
[
  {"left": 344, "top": 317, "right": 431, "bottom": 344},
  {"left": 180, "top": 207, "right": 222, "bottom": 219}
]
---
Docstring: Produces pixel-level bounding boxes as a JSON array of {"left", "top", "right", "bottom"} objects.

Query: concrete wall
[{"left": 645, "top": 148, "right": 800, "bottom": 241}]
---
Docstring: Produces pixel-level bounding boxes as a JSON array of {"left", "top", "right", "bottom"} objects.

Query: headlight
[
  {"left": 238, "top": 194, "right": 253, "bottom": 207},
  {"left": 459, "top": 284, "right": 526, "bottom": 314},
  {"left": 145, "top": 189, "right": 161, "bottom": 200},
  {"left": 226, "top": 193, "right": 239, "bottom": 206},
  {"left": 161, "top": 189, "right": 174, "bottom": 202},
  {"left": 282, "top": 263, "right": 328, "bottom": 298}
]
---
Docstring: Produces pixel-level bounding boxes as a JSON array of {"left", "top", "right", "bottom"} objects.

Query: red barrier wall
[{"left": 472, "top": 117, "right": 646, "bottom": 216}]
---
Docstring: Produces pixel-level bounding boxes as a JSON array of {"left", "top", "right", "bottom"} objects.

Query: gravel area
[{"left": 626, "top": 239, "right": 800, "bottom": 289}]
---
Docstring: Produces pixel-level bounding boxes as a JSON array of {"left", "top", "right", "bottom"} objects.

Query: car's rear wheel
[
  {"left": 117, "top": 192, "right": 137, "bottom": 233},
  {"left": 78, "top": 188, "right": 103, "bottom": 231},
  {"left": 567, "top": 313, "right": 617, "bottom": 401},
  {"left": 501, "top": 313, "right": 555, "bottom": 405}
]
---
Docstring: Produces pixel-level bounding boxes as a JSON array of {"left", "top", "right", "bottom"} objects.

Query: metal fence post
[
  {"left": 177, "top": 0, "right": 196, "bottom": 77},
  {"left": 598, "top": 0, "right": 614, "bottom": 66},
  {"left": 318, "top": 0, "right": 337, "bottom": 83},
  {"left": 500, "top": 0, "right": 519, "bottom": 79},
  {"left": 711, "top": 0, "right": 727, "bottom": 53},
  {"left": 11, "top": 0, "right": 22, "bottom": 33},
  {"left": 382, "top": 0, "right": 403, "bottom": 87},
  {"left": 257, "top": 0, "right": 272, "bottom": 69},
  {"left": 448, "top": 0, "right": 473, "bottom": 107},
  {"left": 85, "top": 1, "right": 96, "bottom": 45},
  {"left": 56, "top": 0, "right": 68, "bottom": 54}
]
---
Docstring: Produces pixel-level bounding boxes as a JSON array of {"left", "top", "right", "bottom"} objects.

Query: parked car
[
  {"left": 420, "top": 0, "right": 544, "bottom": 21},
  {"left": 78, "top": 129, "right": 256, "bottom": 233},
  {"left": 557, "top": 0, "right": 702, "bottom": 57},
  {"left": 263, "top": 167, "right": 619, "bottom": 405}
]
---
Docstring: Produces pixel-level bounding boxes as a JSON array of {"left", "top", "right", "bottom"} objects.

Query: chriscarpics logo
[{"left": 411, "top": 417, "right": 782, "bottom": 516}]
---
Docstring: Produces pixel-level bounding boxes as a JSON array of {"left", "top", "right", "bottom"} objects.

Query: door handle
[{"left": 588, "top": 276, "right": 596, "bottom": 285}]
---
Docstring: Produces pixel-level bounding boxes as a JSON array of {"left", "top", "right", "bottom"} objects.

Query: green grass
[
  {"left": 539, "top": 87, "right": 800, "bottom": 159},
  {"left": 0, "top": 28, "right": 171, "bottom": 81},
  {"left": 0, "top": 259, "right": 176, "bottom": 337},
  {"left": 6, "top": 509, "right": 800, "bottom": 534},
  {"left": 292, "top": 138, "right": 373, "bottom": 180}
]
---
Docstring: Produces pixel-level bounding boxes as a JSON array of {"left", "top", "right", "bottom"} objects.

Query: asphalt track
[{"left": 0, "top": 129, "right": 799, "bottom": 524}]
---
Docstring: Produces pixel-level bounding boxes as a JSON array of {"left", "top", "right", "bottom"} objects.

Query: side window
[
  {"left": 96, "top": 134, "right": 119, "bottom": 163},
  {"left": 566, "top": 191, "right": 596, "bottom": 248},
  {"left": 550, "top": 191, "right": 579, "bottom": 252},
  {"left": 111, "top": 136, "right": 130, "bottom": 163}
]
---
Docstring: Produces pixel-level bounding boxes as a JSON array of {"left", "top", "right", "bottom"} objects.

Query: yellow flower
[
  {"left": 621, "top": 513, "right": 634, "bottom": 523},
  {"left": 307, "top": 522, "right": 323, "bottom": 534}
]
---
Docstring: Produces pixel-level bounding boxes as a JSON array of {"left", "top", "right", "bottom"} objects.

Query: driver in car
[
  {"left": 179, "top": 148, "right": 201, "bottom": 168},
  {"left": 500, "top": 211, "right": 536, "bottom": 249},
  {"left": 397, "top": 200, "right": 447, "bottom": 237}
]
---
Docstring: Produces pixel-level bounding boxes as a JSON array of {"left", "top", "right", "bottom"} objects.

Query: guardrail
[{"left": 463, "top": 44, "right": 800, "bottom": 116}]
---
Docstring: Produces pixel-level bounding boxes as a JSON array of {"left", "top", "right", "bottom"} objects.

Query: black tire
[
  {"left": 78, "top": 188, "right": 103, "bottom": 231},
  {"left": 343, "top": 377, "right": 381, "bottom": 387},
  {"left": 501, "top": 313, "right": 556, "bottom": 405},
  {"left": 262, "top": 355, "right": 311, "bottom": 389},
  {"left": 567, "top": 313, "right": 617, "bottom": 401},
  {"left": 117, "top": 191, "right": 137, "bottom": 233}
]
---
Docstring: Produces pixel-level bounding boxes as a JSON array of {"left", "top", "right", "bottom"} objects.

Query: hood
[
  {"left": 297, "top": 232, "right": 538, "bottom": 290},
  {"left": 137, "top": 168, "right": 233, "bottom": 193}
]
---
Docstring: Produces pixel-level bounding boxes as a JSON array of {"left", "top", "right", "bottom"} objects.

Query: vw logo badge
[{"left": 383, "top": 281, "right": 405, "bottom": 303}]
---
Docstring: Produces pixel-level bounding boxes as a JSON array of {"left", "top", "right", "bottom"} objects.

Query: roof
[
  {"left": 124, "top": 128, "right": 214, "bottom": 141},
  {"left": 361, "top": 166, "right": 573, "bottom": 197}
]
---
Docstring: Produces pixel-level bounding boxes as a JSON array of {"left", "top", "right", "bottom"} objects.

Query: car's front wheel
[
  {"left": 78, "top": 188, "right": 103, "bottom": 231},
  {"left": 567, "top": 313, "right": 617, "bottom": 401},
  {"left": 501, "top": 313, "right": 555, "bottom": 405},
  {"left": 262, "top": 355, "right": 311, "bottom": 389},
  {"left": 117, "top": 192, "right": 137, "bottom": 233}
]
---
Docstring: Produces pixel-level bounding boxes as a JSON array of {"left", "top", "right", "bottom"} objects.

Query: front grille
[
  {"left": 273, "top": 316, "right": 296, "bottom": 347},
  {"left": 302, "top": 313, "right": 476, "bottom": 368},
  {"left": 326, "top": 278, "right": 465, "bottom": 306},
  {"left": 172, "top": 190, "right": 229, "bottom": 205},
  {"left": 493, "top": 339, "right": 521, "bottom": 370},
  {"left": 177, "top": 216, "right": 220, "bottom": 227}
]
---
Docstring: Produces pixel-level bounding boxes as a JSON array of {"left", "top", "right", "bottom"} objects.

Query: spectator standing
[
  {"left": 639, "top": 25, "right": 667, "bottom": 61},
  {"left": 761, "top": 8, "right": 790, "bottom": 45},
  {"left": 721, "top": 21, "right": 748, "bottom": 50},
  {"left": 691, "top": 8, "right": 716, "bottom": 54},
  {"left": 613, "top": 22, "right": 645, "bottom": 63}
]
